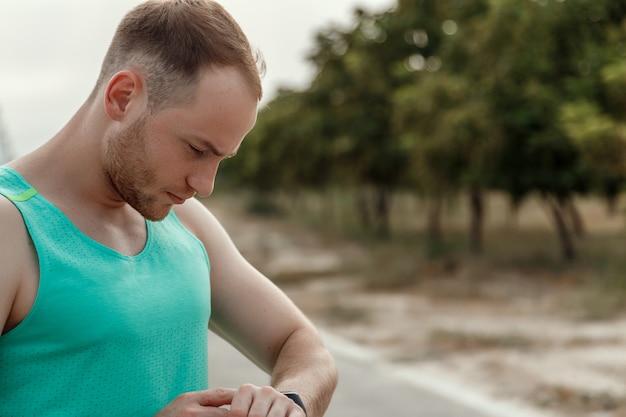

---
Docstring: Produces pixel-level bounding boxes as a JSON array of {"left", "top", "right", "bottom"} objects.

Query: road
[{"left": 207, "top": 331, "right": 548, "bottom": 417}]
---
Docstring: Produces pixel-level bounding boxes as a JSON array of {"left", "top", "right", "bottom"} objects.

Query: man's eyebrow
[{"left": 196, "top": 137, "right": 238, "bottom": 158}]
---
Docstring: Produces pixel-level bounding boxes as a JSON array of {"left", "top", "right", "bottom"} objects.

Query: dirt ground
[{"left": 205, "top": 197, "right": 626, "bottom": 417}]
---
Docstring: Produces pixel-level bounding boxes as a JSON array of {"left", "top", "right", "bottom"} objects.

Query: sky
[{"left": 0, "top": 0, "right": 394, "bottom": 158}]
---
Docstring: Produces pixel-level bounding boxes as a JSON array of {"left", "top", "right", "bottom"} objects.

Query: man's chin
[
  {"left": 145, "top": 209, "right": 172, "bottom": 222},
  {"left": 131, "top": 203, "right": 172, "bottom": 222},
  {"left": 145, "top": 213, "right": 170, "bottom": 222}
]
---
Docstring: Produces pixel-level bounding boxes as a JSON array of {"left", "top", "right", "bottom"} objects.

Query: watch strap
[{"left": 281, "top": 391, "right": 307, "bottom": 415}]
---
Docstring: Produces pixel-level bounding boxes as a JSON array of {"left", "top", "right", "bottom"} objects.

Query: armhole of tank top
[{"left": 0, "top": 191, "right": 42, "bottom": 336}]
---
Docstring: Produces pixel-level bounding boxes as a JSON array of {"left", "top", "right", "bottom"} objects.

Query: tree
[
  {"left": 391, "top": 0, "right": 496, "bottom": 253},
  {"left": 462, "top": 0, "right": 626, "bottom": 260},
  {"left": 306, "top": 8, "right": 412, "bottom": 235}
]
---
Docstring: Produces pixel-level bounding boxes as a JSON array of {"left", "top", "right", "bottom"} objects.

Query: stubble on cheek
[{"left": 103, "top": 117, "right": 171, "bottom": 221}]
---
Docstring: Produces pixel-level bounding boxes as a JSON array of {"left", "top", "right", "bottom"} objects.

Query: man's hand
[
  {"left": 230, "top": 384, "right": 306, "bottom": 417},
  {"left": 154, "top": 389, "right": 233, "bottom": 416},
  {"left": 155, "top": 385, "right": 306, "bottom": 417}
]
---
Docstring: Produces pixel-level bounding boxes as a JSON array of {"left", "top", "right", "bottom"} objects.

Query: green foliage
[{"left": 222, "top": 0, "right": 626, "bottom": 261}]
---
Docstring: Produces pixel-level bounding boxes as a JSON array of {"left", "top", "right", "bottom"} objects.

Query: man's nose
[{"left": 187, "top": 164, "right": 218, "bottom": 198}]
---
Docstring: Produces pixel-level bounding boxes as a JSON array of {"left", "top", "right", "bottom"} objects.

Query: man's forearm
[{"left": 271, "top": 327, "right": 338, "bottom": 417}]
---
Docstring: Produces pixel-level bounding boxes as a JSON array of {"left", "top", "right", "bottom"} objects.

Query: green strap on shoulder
[{"left": 8, "top": 187, "right": 38, "bottom": 202}]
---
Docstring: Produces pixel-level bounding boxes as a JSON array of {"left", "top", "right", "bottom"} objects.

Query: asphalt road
[{"left": 207, "top": 331, "right": 544, "bottom": 417}]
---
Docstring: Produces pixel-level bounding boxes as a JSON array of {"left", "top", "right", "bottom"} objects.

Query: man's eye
[{"left": 189, "top": 145, "right": 205, "bottom": 155}]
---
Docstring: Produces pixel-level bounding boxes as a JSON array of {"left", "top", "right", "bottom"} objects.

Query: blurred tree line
[
  {"left": 221, "top": 0, "right": 626, "bottom": 261},
  {"left": 0, "top": 107, "right": 13, "bottom": 165}
]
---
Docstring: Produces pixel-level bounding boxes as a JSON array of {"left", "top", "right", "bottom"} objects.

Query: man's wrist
[{"left": 281, "top": 391, "right": 307, "bottom": 415}]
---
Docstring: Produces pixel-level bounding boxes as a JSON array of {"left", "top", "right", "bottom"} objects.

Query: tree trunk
[
  {"left": 427, "top": 196, "right": 443, "bottom": 245},
  {"left": 356, "top": 187, "right": 371, "bottom": 229},
  {"left": 373, "top": 185, "right": 391, "bottom": 237},
  {"left": 606, "top": 195, "right": 619, "bottom": 217},
  {"left": 468, "top": 186, "right": 484, "bottom": 255},
  {"left": 564, "top": 198, "right": 585, "bottom": 239},
  {"left": 545, "top": 195, "right": 577, "bottom": 261}
]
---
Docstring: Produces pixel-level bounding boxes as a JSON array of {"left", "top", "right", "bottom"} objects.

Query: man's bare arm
[{"left": 175, "top": 199, "right": 338, "bottom": 417}]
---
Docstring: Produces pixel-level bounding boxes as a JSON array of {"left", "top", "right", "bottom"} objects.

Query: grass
[
  {"left": 577, "top": 257, "right": 626, "bottom": 320},
  {"left": 428, "top": 328, "right": 535, "bottom": 352}
]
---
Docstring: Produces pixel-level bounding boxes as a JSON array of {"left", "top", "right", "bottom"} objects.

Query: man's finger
[{"left": 195, "top": 388, "right": 237, "bottom": 407}]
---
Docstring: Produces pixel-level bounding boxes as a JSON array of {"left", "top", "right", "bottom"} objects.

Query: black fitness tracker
[{"left": 281, "top": 391, "right": 307, "bottom": 415}]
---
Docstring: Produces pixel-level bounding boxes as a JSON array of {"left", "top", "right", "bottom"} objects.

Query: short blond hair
[{"left": 92, "top": 0, "right": 264, "bottom": 110}]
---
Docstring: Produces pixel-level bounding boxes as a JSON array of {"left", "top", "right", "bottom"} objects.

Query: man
[{"left": 0, "top": 1, "right": 338, "bottom": 416}]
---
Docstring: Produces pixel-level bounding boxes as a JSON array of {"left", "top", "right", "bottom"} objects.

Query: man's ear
[{"left": 104, "top": 70, "right": 145, "bottom": 121}]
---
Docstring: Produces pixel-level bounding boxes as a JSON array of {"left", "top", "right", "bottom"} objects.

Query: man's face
[{"left": 103, "top": 67, "right": 258, "bottom": 221}]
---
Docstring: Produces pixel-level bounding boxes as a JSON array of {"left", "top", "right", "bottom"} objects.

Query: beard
[{"left": 103, "top": 116, "right": 170, "bottom": 221}]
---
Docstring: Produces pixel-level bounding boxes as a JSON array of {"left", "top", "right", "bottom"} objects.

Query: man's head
[
  {"left": 91, "top": 0, "right": 264, "bottom": 112},
  {"left": 97, "top": 1, "right": 261, "bottom": 221}
]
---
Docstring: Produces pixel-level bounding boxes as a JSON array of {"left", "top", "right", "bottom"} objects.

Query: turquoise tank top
[{"left": 0, "top": 166, "right": 212, "bottom": 416}]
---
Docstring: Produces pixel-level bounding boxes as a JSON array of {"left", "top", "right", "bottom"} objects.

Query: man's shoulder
[
  {"left": 0, "top": 194, "right": 32, "bottom": 257},
  {"left": 173, "top": 198, "right": 236, "bottom": 255},
  {"left": 0, "top": 193, "right": 23, "bottom": 227},
  {"left": 173, "top": 197, "right": 219, "bottom": 229}
]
